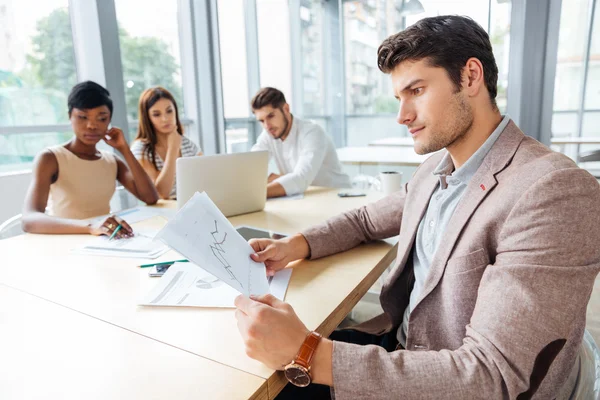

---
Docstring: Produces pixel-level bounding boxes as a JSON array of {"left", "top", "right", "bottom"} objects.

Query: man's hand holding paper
[{"left": 156, "top": 192, "right": 270, "bottom": 296}]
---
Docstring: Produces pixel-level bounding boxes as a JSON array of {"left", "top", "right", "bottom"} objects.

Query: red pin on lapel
[{"left": 480, "top": 184, "right": 486, "bottom": 191}]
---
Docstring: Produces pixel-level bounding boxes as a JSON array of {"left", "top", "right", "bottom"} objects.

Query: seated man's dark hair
[
  {"left": 251, "top": 87, "right": 287, "bottom": 112},
  {"left": 68, "top": 81, "right": 113, "bottom": 117}
]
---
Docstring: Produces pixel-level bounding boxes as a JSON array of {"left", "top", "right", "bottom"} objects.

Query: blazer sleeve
[{"left": 329, "top": 167, "right": 600, "bottom": 399}]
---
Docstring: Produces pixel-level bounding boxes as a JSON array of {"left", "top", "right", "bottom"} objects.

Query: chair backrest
[
  {"left": 569, "top": 329, "right": 600, "bottom": 399},
  {"left": 578, "top": 150, "right": 600, "bottom": 164},
  {"left": 110, "top": 185, "right": 141, "bottom": 214},
  {"left": 577, "top": 150, "right": 600, "bottom": 180},
  {"left": 0, "top": 214, "right": 23, "bottom": 240}
]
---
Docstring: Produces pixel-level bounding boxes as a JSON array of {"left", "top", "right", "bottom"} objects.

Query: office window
[
  {"left": 551, "top": 0, "right": 596, "bottom": 143},
  {"left": 298, "top": 0, "right": 325, "bottom": 116},
  {"left": 217, "top": 0, "right": 251, "bottom": 153},
  {"left": 550, "top": 0, "right": 600, "bottom": 174},
  {"left": 257, "top": 0, "right": 293, "bottom": 108},
  {"left": 218, "top": 0, "right": 250, "bottom": 120},
  {"left": 342, "top": 0, "right": 512, "bottom": 147},
  {"left": 403, "top": 0, "right": 511, "bottom": 112},
  {"left": 552, "top": 0, "right": 589, "bottom": 117},
  {"left": 581, "top": 2, "right": 600, "bottom": 158},
  {"left": 115, "top": 1, "right": 184, "bottom": 122},
  {"left": 584, "top": 5, "right": 600, "bottom": 111},
  {"left": 343, "top": 1, "right": 399, "bottom": 116},
  {"left": 343, "top": 1, "right": 404, "bottom": 146},
  {"left": 488, "top": 0, "right": 512, "bottom": 112},
  {"left": 0, "top": 0, "right": 75, "bottom": 172}
]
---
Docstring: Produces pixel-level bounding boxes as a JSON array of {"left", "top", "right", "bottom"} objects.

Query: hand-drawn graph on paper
[{"left": 210, "top": 220, "right": 243, "bottom": 288}]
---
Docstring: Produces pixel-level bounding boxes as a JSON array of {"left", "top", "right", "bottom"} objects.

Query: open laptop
[{"left": 176, "top": 151, "right": 268, "bottom": 217}]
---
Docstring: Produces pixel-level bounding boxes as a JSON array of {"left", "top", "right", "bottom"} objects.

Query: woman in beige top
[{"left": 22, "top": 81, "right": 159, "bottom": 237}]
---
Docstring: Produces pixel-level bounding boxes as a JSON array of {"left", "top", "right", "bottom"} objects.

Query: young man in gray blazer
[{"left": 234, "top": 15, "right": 600, "bottom": 399}]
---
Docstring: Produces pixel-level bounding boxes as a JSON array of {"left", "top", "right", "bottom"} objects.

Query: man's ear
[
  {"left": 283, "top": 103, "right": 290, "bottom": 114},
  {"left": 462, "top": 57, "right": 485, "bottom": 96}
]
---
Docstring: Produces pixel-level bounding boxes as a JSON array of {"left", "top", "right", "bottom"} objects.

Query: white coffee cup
[{"left": 380, "top": 171, "right": 403, "bottom": 196}]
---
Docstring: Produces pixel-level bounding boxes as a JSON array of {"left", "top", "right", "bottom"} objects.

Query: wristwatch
[{"left": 284, "top": 331, "right": 323, "bottom": 387}]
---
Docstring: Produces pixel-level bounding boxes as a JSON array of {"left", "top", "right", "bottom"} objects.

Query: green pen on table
[
  {"left": 108, "top": 224, "right": 123, "bottom": 241},
  {"left": 138, "top": 259, "right": 189, "bottom": 268}
]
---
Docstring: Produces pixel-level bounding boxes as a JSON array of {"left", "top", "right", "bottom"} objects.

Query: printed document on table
[
  {"left": 267, "top": 193, "right": 304, "bottom": 201},
  {"left": 140, "top": 262, "right": 292, "bottom": 308},
  {"left": 90, "top": 206, "right": 176, "bottom": 224},
  {"left": 72, "top": 229, "right": 169, "bottom": 259},
  {"left": 155, "top": 192, "right": 270, "bottom": 296}
]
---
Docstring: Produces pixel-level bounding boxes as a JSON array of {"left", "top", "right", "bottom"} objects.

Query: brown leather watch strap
[{"left": 293, "top": 331, "right": 323, "bottom": 369}]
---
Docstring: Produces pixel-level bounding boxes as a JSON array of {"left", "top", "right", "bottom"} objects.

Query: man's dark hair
[
  {"left": 377, "top": 15, "right": 498, "bottom": 108},
  {"left": 251, "top": 87, "right": 287, "bottom": 111},
  {"left": 68, "top": 80, "right": 113, "bottom": 117}
]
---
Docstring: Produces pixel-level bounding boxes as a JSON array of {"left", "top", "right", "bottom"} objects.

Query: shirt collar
[
  {"left": 433, "top": 114, "right": 511, "bottom": 187},
  {"left": 280, "top": 114, "right": 297, "bottom": 142}
]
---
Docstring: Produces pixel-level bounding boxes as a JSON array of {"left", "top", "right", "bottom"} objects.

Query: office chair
[
  {"left": 0, "top": 214, "right": 23, "bottom": 240},
  {"left": 578, "top": 150, "right": 600, "bottom": 180},
  {"left": 569, "top": 329, "right": 600, "bottom": 399}
]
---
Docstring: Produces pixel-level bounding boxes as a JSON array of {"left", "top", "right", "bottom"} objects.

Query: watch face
[{"left": 284, "top": 365, "right": 311, "bottom": 387}]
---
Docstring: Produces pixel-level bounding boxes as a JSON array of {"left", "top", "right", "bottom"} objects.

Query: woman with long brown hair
[{"left": 130, "top": 87, "right": 202, "bottom": 199}]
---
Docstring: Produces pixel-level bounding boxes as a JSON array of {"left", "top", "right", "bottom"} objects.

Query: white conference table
[
  {"left": 550, "top": 137, "right": 600, "bottom": 145},
  {"left": 0, "top": 187, "right": 396, "bottom": 399},
  {"left": 368, "top": 137, "right": 415, "bottom": 147},
  {"left": 0, "top": 284, "right": 267, "bottom": 400},
  {"left": 369, "top": 136, "right": 600, "bottom": 151},
  {"left": 336, "top": 146, "right": 428, "bottom": 167},
  {"left": 550, "top": 136, "right": 600, "bottom": 155}
]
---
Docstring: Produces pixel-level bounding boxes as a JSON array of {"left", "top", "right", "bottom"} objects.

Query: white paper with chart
[
  {"left": 140, "top": 262, "right": 292, "bottom": 308},
  {"left": 155, "top": 192, "right": 270, "bottom": 296}
]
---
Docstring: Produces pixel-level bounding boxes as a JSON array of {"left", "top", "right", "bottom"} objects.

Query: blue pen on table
[{"left": 108, "top": 224, "right": 123, "bottom": 241}]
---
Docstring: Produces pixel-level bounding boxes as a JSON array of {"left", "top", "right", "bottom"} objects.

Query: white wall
[{"left": 0, "top": 171, "right": 31, "bottom": 223}]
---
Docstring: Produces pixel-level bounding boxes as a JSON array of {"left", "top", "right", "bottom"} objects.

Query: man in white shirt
[{"left": 250, "top": 87, "right": 351, "bottom": 198}]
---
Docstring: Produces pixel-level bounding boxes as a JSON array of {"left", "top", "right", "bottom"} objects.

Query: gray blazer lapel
[
  {"left": 381, "top": 169, "right": 439, "bottom": 296},
  {"left": 414, "top": 121, "right": 525, "bottom": 306},
  {"left": 415, "top": 165, "right": 497, "bottom": 305}
]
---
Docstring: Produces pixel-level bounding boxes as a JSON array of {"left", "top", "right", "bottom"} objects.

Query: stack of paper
[{"left": 73, "top": 230, "right": 169, "bottom": 259}]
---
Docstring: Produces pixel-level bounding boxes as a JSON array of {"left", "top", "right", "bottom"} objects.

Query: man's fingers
[
  {"left": 265, "top": 260, "right": 286, "bottom": 271},
  {"left": 234, "top": 295, "right": 255, "bottom": 314},
  {"left": 252, "top": 245, "right": 279, "bottom": 263},
  {"left": 250, "top": 293, "right": 284, "bottom": 308},
  {"left": 248, "top": 238, "right": 270, "bottom": 252}
]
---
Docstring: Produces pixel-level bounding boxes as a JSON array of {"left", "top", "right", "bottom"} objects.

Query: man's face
[
  {"left": 391, "top": 59, "right": 473, "bottom": 155},
  {"left": 69, "top": 105, "right": 111, "bottom": 146},
  {"left": 254, "top": 105, "right": 290, "bottom": 140}
]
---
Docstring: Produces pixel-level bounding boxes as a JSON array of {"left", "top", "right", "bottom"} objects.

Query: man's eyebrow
[
  {"left": 394, "top": 79, "right": 426, "bottom": 100},
  {"left": 400, "top": 79, "right": 425, "bottom": 93}
]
